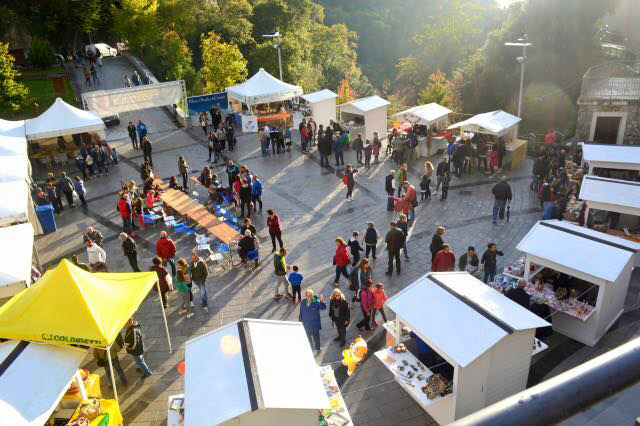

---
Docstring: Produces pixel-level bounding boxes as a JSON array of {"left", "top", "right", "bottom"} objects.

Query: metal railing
[{"left": 579, "top": 60, "right": 640, "bottom": 102}]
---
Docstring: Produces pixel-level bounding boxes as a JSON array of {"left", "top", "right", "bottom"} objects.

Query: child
[
  {"left": 440, "top": 170, "right": 451, "bottom": 200},
  {"left": 372, "top": 283, "right": 388, "bottom": 328},
  {"left": 175, "top": 269, "right": 194, "bottom": 318},
  {"left": 420, "top": 174, "right": 430, "bottom": 200},
  {"left": 348, "top": 231, "right": 364, "bottom": 266},
  {"left": 288, "top": 265, "right": 303, "bottom": 304}
]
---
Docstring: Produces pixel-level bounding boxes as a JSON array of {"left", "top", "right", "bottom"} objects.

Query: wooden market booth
[
  {"left": 226, "top": 68, "right": 303, "bottom": 133},
  {"left": 448, "top": 110, "right": 528, "bottom": 169},
  {"left": 516, "top": 220, "right": 640, "bottom": 346},
  {"left": 338, "top": 95, "right": 390, "bottom": 142},
  {"left": 581, "top": 143, "right": 640, "bottom": 179},
  {"left": 392, "top": 103, "right": 453, "bottom": 157},
  {"left": 299, "top": 89, "right": 338, "bottom": 128},
  {"left": 376, "top": 272, "right": 549, "bottom": 425}
]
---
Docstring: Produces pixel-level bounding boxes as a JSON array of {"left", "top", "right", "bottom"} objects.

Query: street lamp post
[
  {"left": 505, "top": 35, "right": 532, "bottom": 137},
  {"left": 262, "top": 31, "right": 283, "bottom": 81}
]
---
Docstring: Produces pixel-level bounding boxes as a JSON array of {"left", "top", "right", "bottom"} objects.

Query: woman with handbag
[
  {"left": 355, "top": 280, "right": 375, "bottom": 332},
  {"left": 150, "top": 256, "right": 172, "bottom": 308},
  {"left": 348, "top": 259, "right": 372, "bottom": 302},
  {"left": 329, "top": 289, "right": 350, "bottom": 347}
]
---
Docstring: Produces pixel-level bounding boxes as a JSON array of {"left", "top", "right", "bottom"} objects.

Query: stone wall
[{"left": 576, "top": 101, "right": 640, "bottom": 144}]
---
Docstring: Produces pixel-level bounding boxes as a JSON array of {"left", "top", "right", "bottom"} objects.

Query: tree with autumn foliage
[
  {"left": 337, "top": 79, "right": 356, "bottom": 104},
  {"left": 417, "top": 70, "right": 463, "bottom": 112},
  {"left": 199, "top": 32, "right": 248, "bottom": 93}
]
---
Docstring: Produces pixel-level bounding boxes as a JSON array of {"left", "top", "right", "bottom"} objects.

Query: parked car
[
  {"left": 85, "top": 43, "right": 118, "bottom": 58},
  {"left": 102, "top": 113, "right": 120, "bottom": 127}
]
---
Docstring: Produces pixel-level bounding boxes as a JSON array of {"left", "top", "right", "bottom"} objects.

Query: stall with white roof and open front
[
  {"left": 582, "top": 143, "right": 640, "bottom": 176},
  {"left": 392, "top": 103, "right": 452, "bottom": 157},
  {"left": 515, "top": 220, "right": 640, "bottom": 346},
  {"left": 171, "top": 318, "right": 335, "bottom": 426},
  {"left": 338, "top": 95, "right": 390, "bottom": 142},
  {"left": 299, "top": 89, "right": 338, "bottom": 128},
  {"left": 376, "top": 272, "right": 549, "bottom": 425}
]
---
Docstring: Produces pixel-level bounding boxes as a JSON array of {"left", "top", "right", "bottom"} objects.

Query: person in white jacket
[{"left": 85, "top": 239, "right": 106, "bottom": 270}]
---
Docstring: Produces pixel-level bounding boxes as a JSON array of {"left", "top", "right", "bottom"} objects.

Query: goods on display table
[
  {"left": 318, "top": 365, "right": 353, "bottom": 426},
  {"left": 562, "top": 196, "right": 584, "bottom": 223},
  {"left": 66, "top": 398, "right": 122, "bottom": 426}
]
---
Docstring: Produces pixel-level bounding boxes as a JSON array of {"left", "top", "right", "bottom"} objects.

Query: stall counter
[
  {"left": 319, "top": 365, "right": 353, "bottom": 426},
  {"left": 69, "top": 398, "right": 122, "bottom": 426},
  {"left": 505, "top": 138, "right": 528, "bottom": 169}
]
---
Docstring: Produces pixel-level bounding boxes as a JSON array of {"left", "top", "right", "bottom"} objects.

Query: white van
[{"left": 85, "top": 43, "right": 118, "bottom": 57}]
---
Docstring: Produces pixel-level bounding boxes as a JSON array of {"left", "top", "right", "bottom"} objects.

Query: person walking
[
  {"left": 384, "top": 221, "right": 404, "bottom": 276},
  {"left": 207, "top": 131, "right": 216, "bottom": 161},
  {"left": 124, "top": 75, "right": 131, "bottom": 88},
  {"left": 225, "top": 160, "right": 240, "bottom": 188},
  {"left": 59, "top": 172, "right": 75, "bottom": 208},
  {"left": 199, "top": 112, "right": 208, "bottom": 137},
  {"left": 333, "top": 238, "right": 351, "bottom": 284},
  {"left": 333, "top": 132, "right": 345, "bottom": 167},
  {"left": 131, "top": 70, "right": 140, "bottom": 86},
  {"left": 492, "top": 176, "right": 512, "bottom": 224},
  {"left": 363, "top": 139, "right": 373, "bottom": 168},
  {"left": 117, "top": 193, "right": 133, "bottom": 235},
  {"left": 93, "top": 336, "right": 128, "bottom": 387},
  {"left": 329, "top": 289, "right": 350, "bottom": 347},
  {"left": 190, "top": 253, "right": 209, "bottom": 311},
  {"left": 429, "top": 226, "right": 445, "bottom": 261},
  {"left": 348, "top": 259, "right": 372, "bottom": 303},
  {"left": 273, "top": 248, "right": 291, "bottom": 300},
  {"left": 385, "top": 170, "right": 395, "bottom": 211},
  {"left": 348, "top": 231, "right": 364, "bottom": 267},
  {"left": 127, "top": 121, "right": 138, "bottom": 149},
  {"left": 288, "top": 265, "right": 304, "bottom": 304},
  {"left": 355, "top": 280, "right": 374, "bottom": 332},
  {"left": 150, "top": 256, "right": 172, "bottom": 308},
  {"left": 239, "top": 178, "right": 253, "bottom": 218},
  {"left": 83, "top": 66, "right": 91, "bottom": 86},
  {"left": 363, "top": 222, "right": 379, "bottom": 260},
  {"left": 318, "top": 130, "right": 332, "bottom": 167},
  {"left": 175, "top": 269, "right": 194, "bottom": 318},
  {"left": 344, "top": 164, "right": 357, "bottom": 201},
  {"left": 354, "top": 133, "right": 364, "bottom": 164},
  {"left": 141, "top": 136, "right": 153, "bottom": 167},
  {"left": 458, "top": 246, "right": 479, "bottom": 274},
  {"left": 119, "top": 232, "right": 140, "bottom": 272},
  {"left": 440, "top": 170, "right": 451, "bottom": 200},
  {"left": 432, "top": 244, "right": 455, "bottom": 272},
  {"left": 267, "top": 209, "right": 284, "bottom": 252},
  {"left": 395, "top": 164, "right": 408, "bottom": 196},
  {"left": 481, "top": 243, "right": 504, "bottom": 283},
  {"left": 252, "top": 175, "right": 263, "bottom": 213},
  {"left": 299, "top": 289, "right": 326, "bottom": 353},
  {"left": 85, "top": 238, "right": 106, "bottom": 270},
  {"left": 371, "top": 283, "right": 388, "bottom": 328},
  {"left": 372, "top": 132, "right": 382, "bottom": 164},
  {"left": 123, "top": 318, "right": 153, "bottom": 378},
  {"left": 178, "top": 156, "right": 189, "bottom": 190},
  {"left": 85, "top": 226, "right": 104, "bottom": 247},
  {"left": 397, "top": 214, "right": 410, "bottom": 260},
  {"left": 156, "top": 231, "right": 177, "bottom": 277},
  {"left": 421, "top": 161, "right": 434, "bottom": 200},
  {"left": 435, "top": 157, "right": 449, "bottom": 193}
]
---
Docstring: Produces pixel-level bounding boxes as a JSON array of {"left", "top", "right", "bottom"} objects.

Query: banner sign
[
  {"left": 82, "top": 81, "right": 183, "bottom": 117},
  {"left": 187, "top": 92, "right": 228, "bottom": 116}
]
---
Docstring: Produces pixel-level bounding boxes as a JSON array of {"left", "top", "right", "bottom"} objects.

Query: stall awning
[
  {"left": 387, "top": 273, "right": 549, "bottom": 368},
  {"left": 301, "top": 89, "right": 338, "bottom": 104},
  {"left": 185, "top": 319, "right": 329, "bottom": 425},
  {"left": 25, "top": 98, "right": 105, "bottom": 141},
  {"left": 516, "top": 220, "right": 640, "bottom": 282},
  {"left": 0, "top": 180, "right": 29, "bottom": 226},
  {"left": 0, "top": 155, "right": 30, "bottom": 183},
  {"left": 0, "top": 341, "right": 87, "bottom": 426},
  {"left": 0, "top": 259, "right": 159, "bottom": 347},
  {"left": 339, "top": 96, "right": 390, "bottom": 114},
  {"left": 392, "top": 103, "right": 452, "bottom": 126},
  {"left": 579, "top": 176, "right": 640, "bottom": 215},
  {"left": 0, "top": 119, "right": 28, "bottom": 156},
  {"left": 226, "top": 68, "right": 303, "bottom": 105},
  {"left": 0, "top": 223, "right": 33, "bottom": 289},
  {"left": 448, "top": 110, "right": 521, "bottom": 136},
  {"left": 582, "top": 143, "right": 640, "bottom": 170}
]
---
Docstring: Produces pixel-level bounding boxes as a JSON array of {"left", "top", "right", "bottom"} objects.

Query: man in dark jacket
[
  {"left": 190, "top": 253, "right": 209, "bottom": 311},
  {"left": 435, "top": 157, "right": 449, "bottom": 193},
  {"left": 364, "top": 222, "right": 379, "bottom": 259},
  {"left": 492, "top": 176, "right": 513, "bottom": 224},
  {"left": 385, "top": 170, "right": 395, "bottom": 211},
  {"left": 506, "top": 280, "right": 531, "bottom": 309},
  {"left": 458, "top": 246, "right": 479, "bottom": 274},
  {"left": 452, "top": 142, "right": 465, "bottom": 177},
  {"left": 84, "top": 226, "right": 104, "bottom": 247},
  {"left": 127, "top": 121, "right": 138, "bottom": 149},
  {"left": 481, "top": 242, "right": 504, "bottom": 283},
  {"left": 385, "top": 221, "right": 404, "bottom": 276},
  {"left": 119, "top": 232, "right": 140, "bottom": 272},
  {"left": 141, "top": 136, "right": 153, "bottom": 167},
  {"left": 318, "top": 130, "right": 331, "bottom": 167},
  {"left": 59, "top": 172, "right": 75, "bottom": 208},
  {"left": 124, "top": 318, "right": 152, "bottom": 378},
  {"left": 354, "top": 133, "right": 364, "bottom": 164}
]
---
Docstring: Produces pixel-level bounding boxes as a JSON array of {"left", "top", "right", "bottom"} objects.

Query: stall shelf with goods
[
  {"left": 516, "top": 220, "right": 640, "bottom": 346},
  {"left": 582, "top": 143, "right": 640, "bottom": 176},
  {"left": 378, "top": 272, "right": 549, "bottom": 425},
  {"left": 0, "top": 223, "right": 34, "bottom": 298},
  {"left": 226, "top": 68, "right": 303, "bottom": 132},
  {"left": 338, "top": 96, "right": 390, "bottom": 142},
  {"left": 392, "top": 103, "right": 452, "bottom": 157},
  {"left": 299, "top": 89, "right": 338, "bottom": 129},
  {"left": 182, "top": 318, "right": 331, "bottom": 426},
  {"left": 448, "top": 110, "right": 527, "bottom": 169}
]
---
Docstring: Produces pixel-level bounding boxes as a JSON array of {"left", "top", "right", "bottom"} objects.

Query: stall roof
[
  {"left": 448, "top": 110, "right": 521, "bottom": 136},
  {"left": 185, "top": 319, "right": 329, "bottom": 425},
  {"left": 0, "top": 341, "right": 87, "bottom": 426},
  {"left": 0, "top": 119, "right": 27, "bottom": 156},
  {"left": 392, "top": 103, "right": 452, "bottom": 126},
  {"left": 339, "top": 95, "right": 390, "bottom": 114},
  {"left": 0, "top": 223, "right": 33, "bottom": 289},
  {"left": 301, "top": 89, "right": 338, "bottom": 103},
  {"left": 387, "top": 273, "right": 549, "bottom": 368},
  {"left": 24, "top": 97, "right": 105, "bottom": 141},
  {"left": 0, "top": 155, "right": 30, "bottom": 183},
  {"left": 0, "top": 180, "right": 29, "bottom": 226},
  {"left": 516, "top": 220, "right": 640, "bottom": 282},
  {"left": 579, "top": 176, "right": 640, "bottom": 213},
  {"left": 226, "top": 68, "right": 303, "bottom": 105},
  {"left": 582, "top": 143, "right": 640, "bottom": 169}
]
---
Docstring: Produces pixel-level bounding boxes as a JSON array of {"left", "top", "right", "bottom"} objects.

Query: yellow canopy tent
[{"left": 0, "top": 259, "right": 172, "bottom": 402}]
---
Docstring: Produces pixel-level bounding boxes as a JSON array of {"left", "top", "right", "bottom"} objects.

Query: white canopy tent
[
  {"left": 516, "top": 220, "right": 640, "bottom": 346},
  {"left": 448, "top": 110, "right": 521, "bottom": 138},
  {"left": 0, "top": 340, "right": 87, "bottom": 426},
  {"left": 0, "top": 155, "right": 31, "bottom": 183},
  {"left": 0, "top": 119, "right": 28, "bottom": 156},
  {"left": 0, "top": 180, "right": 30, "bottom": 227},
  {"left": 393, "top": 103, "right": 452, "bottom": 128},
  {"left": 226, "top": 68, "right": 303, "bottom": 105},
  {"left": 300, "top": 89, "right": 338, "bottom": 127},
  {"left": 379, "top": 272, "right": 548, "bottom": 424},
  {"left": 581, "top": 143, "right": 640, "bottom": 174},
  {"left": 0, "top": 223, "right": 34, "bottom": 298},
  {"left": 339, "top": 95, "right": 390, "bottom": 141},
  {"left": 25, "top": 98, "right": 105, "bottom": 141},
  {"left": 579, "top": 175, "right": 640, "bottom": 217},
  {"left": 184, "top": 318, "right": 329, "bottom": 426}
]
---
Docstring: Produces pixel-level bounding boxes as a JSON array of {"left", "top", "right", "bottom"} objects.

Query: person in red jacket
[
  {"left": 267, "top": 209, "right": 284, "bottom": 252},
  {"left": 489, "top": 145, "right": 499, "bottom": 177},
  {"left": 156, "top": 231, "right": 177, "bottom": 276},
  {"left": 334, "top": 237, "right": 351, "bottom": 284},
  {"left": 117, "top": 194, "right": 133, "bottom": 235},
  {"left": 432, "top": 244, "right": 455, "bottom": 272}
]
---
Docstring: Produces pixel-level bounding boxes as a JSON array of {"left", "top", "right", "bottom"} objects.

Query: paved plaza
[{"left": 28, "top": 57, "right": 640, "bottom": 425}]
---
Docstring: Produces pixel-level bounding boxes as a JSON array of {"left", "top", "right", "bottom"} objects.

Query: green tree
[
  {"left": 111, "top": 0, "right": 160, "bottom": 57},
  {"left": 150, "top": 30, "right": 196, "bottom": 90},
  {"left": 199, "top": 32, "right": 248, "bottom": 93},
  {"left": 29, "top": 37, "right": 56, "bottom": 68},
  {"left": 0, "top": 42, "right": 28, "bottom": 111},
  {"left": 417, "top": 70, "right": 463, "bottom": 112}
]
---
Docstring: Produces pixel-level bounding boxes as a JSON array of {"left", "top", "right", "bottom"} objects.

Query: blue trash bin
[{"left": 35, "top": 204, "right": 57, "bottom": 233}]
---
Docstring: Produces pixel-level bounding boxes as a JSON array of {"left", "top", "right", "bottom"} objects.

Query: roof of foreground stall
[
  {"left": 185, "top": 318, "right": 329, "bottom": 425},
  {"left": 393, "top": 103, "right": 452, "bottom": 126},
  {"left": 516, "top": 220, "right": 640, "bottom": 282},
  {"left": 301, "top": 89, "right": 338, "bottom": 104},
  {"left": 387, "top": 273, "right": 549, "bottom": 368},
  {"left": 448, "top": 110, "right": 521, "bottom": 136},
  {"left": 579, "top": 175, "right": 640, "bottom": 214},
  {"left": 226, "top": 68, "right": 303, "bottom": 105},
  {"left": 339, "top": 95, "right": 390, "bottom": 114},
  {"left": 582, "top": 143, "right": 640, "bottom": 170},
  {"left": 25, "top": 98, "right": 105, "bottom": 141}
]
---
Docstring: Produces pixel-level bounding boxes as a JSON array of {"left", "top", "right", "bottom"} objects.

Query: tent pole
[
  {"left": 157, "top": 281, "right": 172, "bottom": 353},
  {"left": 106, "top": 346, "right": 119, "bottom": 403},
  {"left": 33, "top": 241, "right": 42, "bottom": 272},
  {"left": 75, "top": 369, "right": 88, "bottom": 401}
]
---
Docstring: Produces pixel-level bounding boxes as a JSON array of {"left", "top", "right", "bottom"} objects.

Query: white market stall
[
  {"left": 0, "top": 118, "right": 28, "bottom": 156},
  {"left": 448, "top": 110, "right": 528, "bottom": 169},
  {"left": 516, "top": 220, "right": 640, "bottom": 346},
  {"left": 0, "top": 180, "right": 31, "bottom": 227},
  {"left": 299, "top": 89, "right": 338, "bottom": 127},
  {"left": 226, "top": 68, "right": 303, "bottom": 132},
  {"left": 581, "top": 143, "right": 640, "bottom": 177},
  {"left": 376, "top": 272, "right": 549, "bottom": 425},
  {"left": 393, "top": 103, "right": 452, "bottom": 157},
  {"left": 339, "top": 95, "right": 390, "bottom": 142},
  {"left": 176, "top": 318, "right": 331, "bottom": 426},
  {"left": 0, "top": 223, "right": 34, "bottom": 298},
  {"left": 579, "top": 175, "right": 640, "bottom": 236}
]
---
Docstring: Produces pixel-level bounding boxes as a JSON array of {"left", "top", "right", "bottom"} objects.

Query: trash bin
[{"left": 36, "top": 204, "right": 57, "bottom": 233}]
